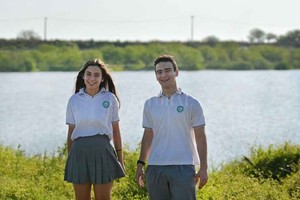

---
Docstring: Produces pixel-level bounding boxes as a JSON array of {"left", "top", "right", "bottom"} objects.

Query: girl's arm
[
  {"left": 112, "top": 122, "right": 124, "bottom": 169},
  {"left": 67, "top": 125, "right": 75, "bottom": 153}
]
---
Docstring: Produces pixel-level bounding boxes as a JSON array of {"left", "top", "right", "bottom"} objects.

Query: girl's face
[{"left": 83, "top": 65, "right": 103, "bottom": 94}]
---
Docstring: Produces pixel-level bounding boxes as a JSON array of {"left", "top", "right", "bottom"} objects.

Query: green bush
[
  {"left": 1, "top": 41, "right": 300, "bottom": 71},
  {"left": 0, "top": 142, "right": 299, "bottom": 199},
  {"left": 241, "top": 143, "right": 300, "bottom": 181},
  {"left": 112, "top": 146, "right": 149, "bottom": 200},
  {"left": 197, "top": 142, "right": 300, "bottom": 199}
]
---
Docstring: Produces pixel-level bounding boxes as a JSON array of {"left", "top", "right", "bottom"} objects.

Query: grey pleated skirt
[{"left": 64, "top": 134, "right": 125, "bottom": 184}]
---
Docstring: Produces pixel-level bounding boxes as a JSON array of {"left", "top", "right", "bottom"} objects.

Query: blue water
[{"left": 0, "top": 70, "right": 299, "bottom": 168}]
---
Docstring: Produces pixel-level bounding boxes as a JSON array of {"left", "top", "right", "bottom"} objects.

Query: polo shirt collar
[
  {"left": 157, "top": 88, "right": 183, "bottom": 97},
  {"left": 79, "top": 87, "right": 106, "bottom": 96}
]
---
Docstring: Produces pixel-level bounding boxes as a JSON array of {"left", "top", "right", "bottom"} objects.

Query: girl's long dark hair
[{"left": 75, "top": 59, "right": 120, "bottom": 105}]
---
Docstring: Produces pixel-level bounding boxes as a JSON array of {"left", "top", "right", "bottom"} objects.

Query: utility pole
[
  {"left": 191, "top": 15, "right": 194, "bottom": 42},
  {"left": 44, "top": 17, "right": 47, "bottom": 41}
]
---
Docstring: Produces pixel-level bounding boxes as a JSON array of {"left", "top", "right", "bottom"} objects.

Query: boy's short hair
[{"left": 154, "top": 55, "right": 178, "bottom": 71}]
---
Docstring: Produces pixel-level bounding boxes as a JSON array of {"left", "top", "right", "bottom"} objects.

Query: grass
[{"left": 0, "top": 142, "right": 299, "bottom": 199}]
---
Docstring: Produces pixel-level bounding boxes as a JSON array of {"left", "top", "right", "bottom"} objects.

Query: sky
[{"left": 0, "top": 0, "right": 299, "bottom": 42}]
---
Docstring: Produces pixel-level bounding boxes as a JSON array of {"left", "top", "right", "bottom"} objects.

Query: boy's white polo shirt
[
  {"left": 66, "top": 88, "right": 119, "bottom": 141},
  {"left": 143, "top": 88, "right": 205, "bottom": 165}
]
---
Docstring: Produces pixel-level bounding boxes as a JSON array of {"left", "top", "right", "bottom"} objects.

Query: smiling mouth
[
  {"left": 87, "top": 82, "right": 96, "bottom": 86},
  {"left": 160, "top": 79, "right": 169, "bottom": 83}
]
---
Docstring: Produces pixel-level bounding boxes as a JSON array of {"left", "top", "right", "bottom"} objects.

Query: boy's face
[{"left": 155, "top": 61, "right": 178, "bottom": 88}]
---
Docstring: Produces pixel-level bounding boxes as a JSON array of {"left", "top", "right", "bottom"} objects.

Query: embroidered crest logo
[
  {"left": 102, "top": 101, "right": 110, "bottom": 108},
  {"left": 177, "top": 106, "right": 184, "bottom": 113}
]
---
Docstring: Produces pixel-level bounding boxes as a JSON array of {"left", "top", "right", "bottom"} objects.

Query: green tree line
[{"left": 1, "top": 40, "right": 300, "bottom": 72}]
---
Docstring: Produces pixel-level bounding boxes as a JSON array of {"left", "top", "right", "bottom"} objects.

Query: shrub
[
  {"left": 241, "top": 143, "right": 300, "bottom": 181},
  {"left": 0, "top": 142, "right": 299, "bottom": 199}
]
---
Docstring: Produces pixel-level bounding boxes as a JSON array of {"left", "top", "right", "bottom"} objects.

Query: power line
[
  {"left": 0, "top": 15, "right": 294, "bottom": 28},
  {"left": 49, "top": 16, "right": 185, "bottom": 24},
  {"left": 0, "top": 17, "right": 41, "bottom": 22}
]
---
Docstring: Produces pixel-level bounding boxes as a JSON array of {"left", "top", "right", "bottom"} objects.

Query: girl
[{"left": 64, "top": 59, "right": 125, "bottom": 200}]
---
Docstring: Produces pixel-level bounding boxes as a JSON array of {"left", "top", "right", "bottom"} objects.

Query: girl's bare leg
[
  {"left": 73, "top": 184, "right": 92, "bottom": 200},
  {"left": 93, "top": 182, "right": 113, "bottom": 200}
]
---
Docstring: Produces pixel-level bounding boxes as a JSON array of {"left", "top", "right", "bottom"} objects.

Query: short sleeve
[
  {"left": 111, "top": 94, "right": 120, "bottom": 123},
  {"left": 66, "top": 98, "right": 75, "bottom": 125},
  {"left": 142, "top": 101, "right": 152, "bottom": 129},
  {"left": 191, "top": 100, "right": 205, "bottom": 127}
]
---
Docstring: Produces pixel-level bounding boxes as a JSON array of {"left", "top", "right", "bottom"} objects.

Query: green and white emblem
[
  {"left": 177, "top": 106, "right": 184, "bottom": 113},
  {"left": 102, "top": 101, "right": 110, "bottom": 108}
]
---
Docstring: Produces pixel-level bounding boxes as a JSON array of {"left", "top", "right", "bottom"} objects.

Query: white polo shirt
[
  {"left": 66, "top": 88, "right": 119, "bottom": 141},
  {"left": 143, "top": 88, "right": 205, "bottom": 165}
]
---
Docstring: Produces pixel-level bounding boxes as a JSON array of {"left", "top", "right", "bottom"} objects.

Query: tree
[
  {"left": 17, "top": 30, "right": 41, "bottom": 40},
  {"left": 202, "top": 35, "right": 220, "bottom": 43},
  {"left": 198, "top": 46, "right": 218, "bottom": 63},
  {"left": 248, "top": 28, "right": 265, "bottom": 43},
  {"left": 265, "top": 33, "right": 277, "bottom": 43},
  {"left": 277, "top": 29, "right": 300, "bottom": 47}
]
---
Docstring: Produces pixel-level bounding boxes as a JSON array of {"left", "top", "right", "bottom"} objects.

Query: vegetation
[
  {"left": 1, "top": 41, "right": 299, "bottom": 72},
  {"left": 0, "top": 28, "right": 300, "bottom": 72},
  {"left": 0, "top": 142, "right": 299, "bottom": 199}
]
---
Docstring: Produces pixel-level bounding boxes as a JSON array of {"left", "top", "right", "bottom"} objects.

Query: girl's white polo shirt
[
  {"left": 66, "top": 88, "right": 119, "bottom": 141},
  {"left": 143, "top": 89, "right": 205, "bottom": 165}
]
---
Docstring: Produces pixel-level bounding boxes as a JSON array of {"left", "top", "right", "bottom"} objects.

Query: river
[{"left": 0, "top": 70, "right": 299, "bottom": 167}]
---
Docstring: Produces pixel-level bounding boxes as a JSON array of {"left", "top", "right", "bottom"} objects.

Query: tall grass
[{"left": 0, "top": 142, "right": 299, "bottom": 199}]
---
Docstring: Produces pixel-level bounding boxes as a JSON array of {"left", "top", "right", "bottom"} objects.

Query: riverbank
[
  {"left": 0, "top": 142, "right": 299, "bottom": 199},
  {"left": 1, "top": 40, "right": 300, "bottom": 72}
]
